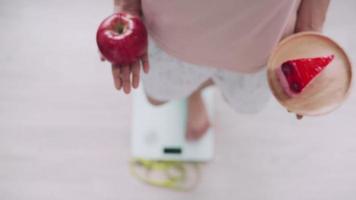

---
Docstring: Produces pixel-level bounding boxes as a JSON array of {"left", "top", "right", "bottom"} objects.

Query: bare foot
[{"left": 186, "top": 91, "right": 211, "bottom": 141}]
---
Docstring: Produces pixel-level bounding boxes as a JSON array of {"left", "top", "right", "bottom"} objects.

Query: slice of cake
[{"left": 276, "top": 55, "right": 334, "bottom": 97}]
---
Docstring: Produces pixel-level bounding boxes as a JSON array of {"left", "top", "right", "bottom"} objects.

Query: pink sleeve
[
  {"left": 295, "top": 0, "right": 330, "bottom": 32},
  {"left": 113, "top": 0, "right": 142, "bottom": 15}
]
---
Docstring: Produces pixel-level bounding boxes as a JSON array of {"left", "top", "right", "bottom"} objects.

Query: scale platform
[{"left": 131, "top": 86, "right": 215, "bottom": 162}]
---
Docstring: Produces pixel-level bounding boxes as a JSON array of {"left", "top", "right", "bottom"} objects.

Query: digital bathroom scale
[{"left": 131, "top": 85, "right": 215, "bottom": 162}]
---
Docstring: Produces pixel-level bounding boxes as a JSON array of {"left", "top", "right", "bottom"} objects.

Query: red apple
[{"left": 96, "top": 12, "right": 148, "bottom": 65}]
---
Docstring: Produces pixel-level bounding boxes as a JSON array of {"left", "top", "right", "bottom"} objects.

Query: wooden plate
[{"left": 267, "top": 32, "right": 352, "bottom": 116}]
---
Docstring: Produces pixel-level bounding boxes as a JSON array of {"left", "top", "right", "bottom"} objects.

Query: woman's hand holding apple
[{"left": 97, "top": 1, "right": 149, "bottom": 94}]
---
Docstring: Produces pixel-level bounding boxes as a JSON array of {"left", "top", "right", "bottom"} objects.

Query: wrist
[
  {"left": 295, "top": 22, "right": 323, "bottom": 33},
  {"left": 114, "top": 0, "right": 141, "bottom": 16}
]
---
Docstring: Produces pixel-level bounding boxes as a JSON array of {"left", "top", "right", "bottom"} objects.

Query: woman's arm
[
  {"left": 114, "top": 0, "right": 142, "bottom": 15},
  {"left": 295, "top": 0, "right": 330, "bottom": 32}
]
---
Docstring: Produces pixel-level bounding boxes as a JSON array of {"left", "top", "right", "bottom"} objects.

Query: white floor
[{"left": 1, "top": 1, "right": 356, "bottom": 200}]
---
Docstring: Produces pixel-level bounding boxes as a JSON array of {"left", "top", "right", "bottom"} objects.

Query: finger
[
  {"left": 111, "top": 64, "right": 122, "bottom": 90},
  {"left": 296, "top": 114, "right": 303, "bottom": 120},
  {"left": 121, "top": 65, "right": 131, "bottom": 94},
  {"left": 98, "top": 51, "right": 105, "bottom": 61},
  {"left": 141, "top": 52, "right": 150, "bottom": 73},
  {"left": 131, "top": 61, "right": 140, "bottom": 89}
]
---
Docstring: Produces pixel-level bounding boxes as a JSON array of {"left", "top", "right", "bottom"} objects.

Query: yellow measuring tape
[{"left": 130, "top": 159, "right": 200, "bottom": 191}]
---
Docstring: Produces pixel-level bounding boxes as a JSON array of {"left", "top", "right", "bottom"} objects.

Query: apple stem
[{"left": 117, "top": 23, "right": 125, "bottom": 34}]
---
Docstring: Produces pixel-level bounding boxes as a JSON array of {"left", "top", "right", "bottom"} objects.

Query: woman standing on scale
[{"left": 102, "top": 0, "right": 330, "bottom": 140}]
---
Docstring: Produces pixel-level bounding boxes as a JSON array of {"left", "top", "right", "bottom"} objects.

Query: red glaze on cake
[{"left": 276, "top": 55, "right": 335, "bottom": 97}]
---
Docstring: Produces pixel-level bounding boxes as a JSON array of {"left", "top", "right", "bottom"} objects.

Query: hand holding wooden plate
[{"left": 267, "top": 32, "right": 352, "bottom": 116}]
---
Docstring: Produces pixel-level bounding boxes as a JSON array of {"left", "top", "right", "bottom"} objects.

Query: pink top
[{"left": 142, "top": 0, "right": 301, "bottom": 73}]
